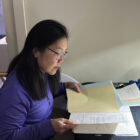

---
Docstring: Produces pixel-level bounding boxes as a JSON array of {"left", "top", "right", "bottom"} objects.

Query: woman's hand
[
  {"left": 51, "top": 118, "right": 77, "bottom": 134},
  {"left": 64, "top": 82, "right": 81, "bottom": 93}
]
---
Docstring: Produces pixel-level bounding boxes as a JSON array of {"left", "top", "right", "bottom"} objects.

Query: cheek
[{"left": 38, "top": 57, "right": 56, "bottom": 71}]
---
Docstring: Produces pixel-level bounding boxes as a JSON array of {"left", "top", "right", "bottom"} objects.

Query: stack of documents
[
  {"left": 67, "top": 81, "right": 138, "bottom": 136},
  {"left": 116, "top": 83, "right": 140, "bottom": 106}
]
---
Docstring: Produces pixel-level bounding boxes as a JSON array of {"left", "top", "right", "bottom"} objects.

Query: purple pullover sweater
[{"left": 0, "top": 70, "right": 66, "bottom": 140}]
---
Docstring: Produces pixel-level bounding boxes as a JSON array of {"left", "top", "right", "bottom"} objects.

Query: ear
[{"left": 33, "top": 48, "right": 40, "bottom": 58}]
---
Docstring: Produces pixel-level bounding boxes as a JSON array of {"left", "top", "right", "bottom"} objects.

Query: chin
[{"left": 48, "top": 70, "right": 57, "bottom": 75}]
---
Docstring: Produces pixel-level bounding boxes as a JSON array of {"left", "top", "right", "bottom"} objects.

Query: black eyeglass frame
[{"left": 47, "top": 47, "right": 68, "bottom": 59}]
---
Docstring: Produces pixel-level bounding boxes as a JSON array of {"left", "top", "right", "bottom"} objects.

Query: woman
[{"left": 0, "top": 20, "right": 80, "bottom": 140}]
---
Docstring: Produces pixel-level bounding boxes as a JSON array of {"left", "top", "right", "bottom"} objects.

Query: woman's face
[{"left": 34, "top": 37, "right": 67, "bottom": 75}]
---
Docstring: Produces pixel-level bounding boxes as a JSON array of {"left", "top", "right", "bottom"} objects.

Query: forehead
[{"left": 50, "top": 37, "right": 67, "bottom": 50}]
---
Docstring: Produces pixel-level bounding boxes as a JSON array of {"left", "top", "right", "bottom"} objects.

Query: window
[{"left": 0, "top": 0, "right": 7, "bottom": 45}]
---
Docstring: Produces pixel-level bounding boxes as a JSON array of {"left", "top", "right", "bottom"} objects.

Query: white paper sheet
[
  {"left": 70, "top": 112, "right": 128, "bottom": 124},
  {"left": 71, "top": 107, "right": 138, "bottom": 136},
  {"left": 117, "top": 83, "right": 140, "bottom": 100},
  {"left": 114, "top": 107, "right": 138, "bottom": 136}
]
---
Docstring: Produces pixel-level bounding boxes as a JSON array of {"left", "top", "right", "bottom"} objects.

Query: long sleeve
[
  {"left": 0, "top": 87, "right": 55, "bottom": 140},
  {"left": 53, "top": 82, "right": 66, "bottom": 98}
]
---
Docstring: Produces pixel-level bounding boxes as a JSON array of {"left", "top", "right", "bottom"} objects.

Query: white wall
[
  {"left": 3, "top": 0, "right": 140, "bottom": 82},
  {"left": 0, "top": 45, "right": 9, "bottom": 71}
]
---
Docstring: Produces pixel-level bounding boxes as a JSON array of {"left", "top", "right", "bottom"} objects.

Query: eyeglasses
[{"left": 47, "top": 47, "right": 68, "bottom": 60}]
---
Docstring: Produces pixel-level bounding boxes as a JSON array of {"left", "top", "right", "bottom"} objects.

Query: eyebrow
[
  {"left": 56, "top": 47, "right": 64, "bottom": 50},
  {"left": 56, "top": 47, "right": 67, "bottom": 52}
]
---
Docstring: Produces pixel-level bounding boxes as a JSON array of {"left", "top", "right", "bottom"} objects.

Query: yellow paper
[
  {"left": 67, "top": 84, "right": 120, "bottom": 113},
  {"left": 121, "top": 99, "right": 139, "bottom": 103}
]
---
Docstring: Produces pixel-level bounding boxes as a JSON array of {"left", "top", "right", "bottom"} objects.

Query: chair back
[{"left": 0, "top": 72, "right": 7, "bottom": 88}]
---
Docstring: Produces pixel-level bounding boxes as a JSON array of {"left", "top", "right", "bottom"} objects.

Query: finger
[
  {"left": 62, "top": 118, "right": 76, "bottom": 124},
  {"left": 74, "top": 83, "right": 81, "bottom": 93},
  {"left": 59, "top": 119, "right": 77, "bottom": 130},
  {"left": 63, "top": 123, "right": 78, "bottom": 130},
  {"left": 59, "top": 124, "right": 77, "bottom": 134},
  {"left": 78, "top": 83, "right": 82, "bottom": 87}
]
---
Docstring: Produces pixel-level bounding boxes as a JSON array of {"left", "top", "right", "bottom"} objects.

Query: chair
[
  {"left": 60, "top": 73, "right": 79, "bottom": 83},
  {"left": 0, "top": 72, "right": 7, "bottom": 88}
]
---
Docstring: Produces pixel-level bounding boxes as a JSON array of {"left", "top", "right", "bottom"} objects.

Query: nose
[{"left": 57, "top": 56, "right": 64, "bottom": 63}]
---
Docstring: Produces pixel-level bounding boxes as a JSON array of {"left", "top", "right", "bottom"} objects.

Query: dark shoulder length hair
[{"left": 7, "top": 19, "right": 68, "bottom": 100}]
